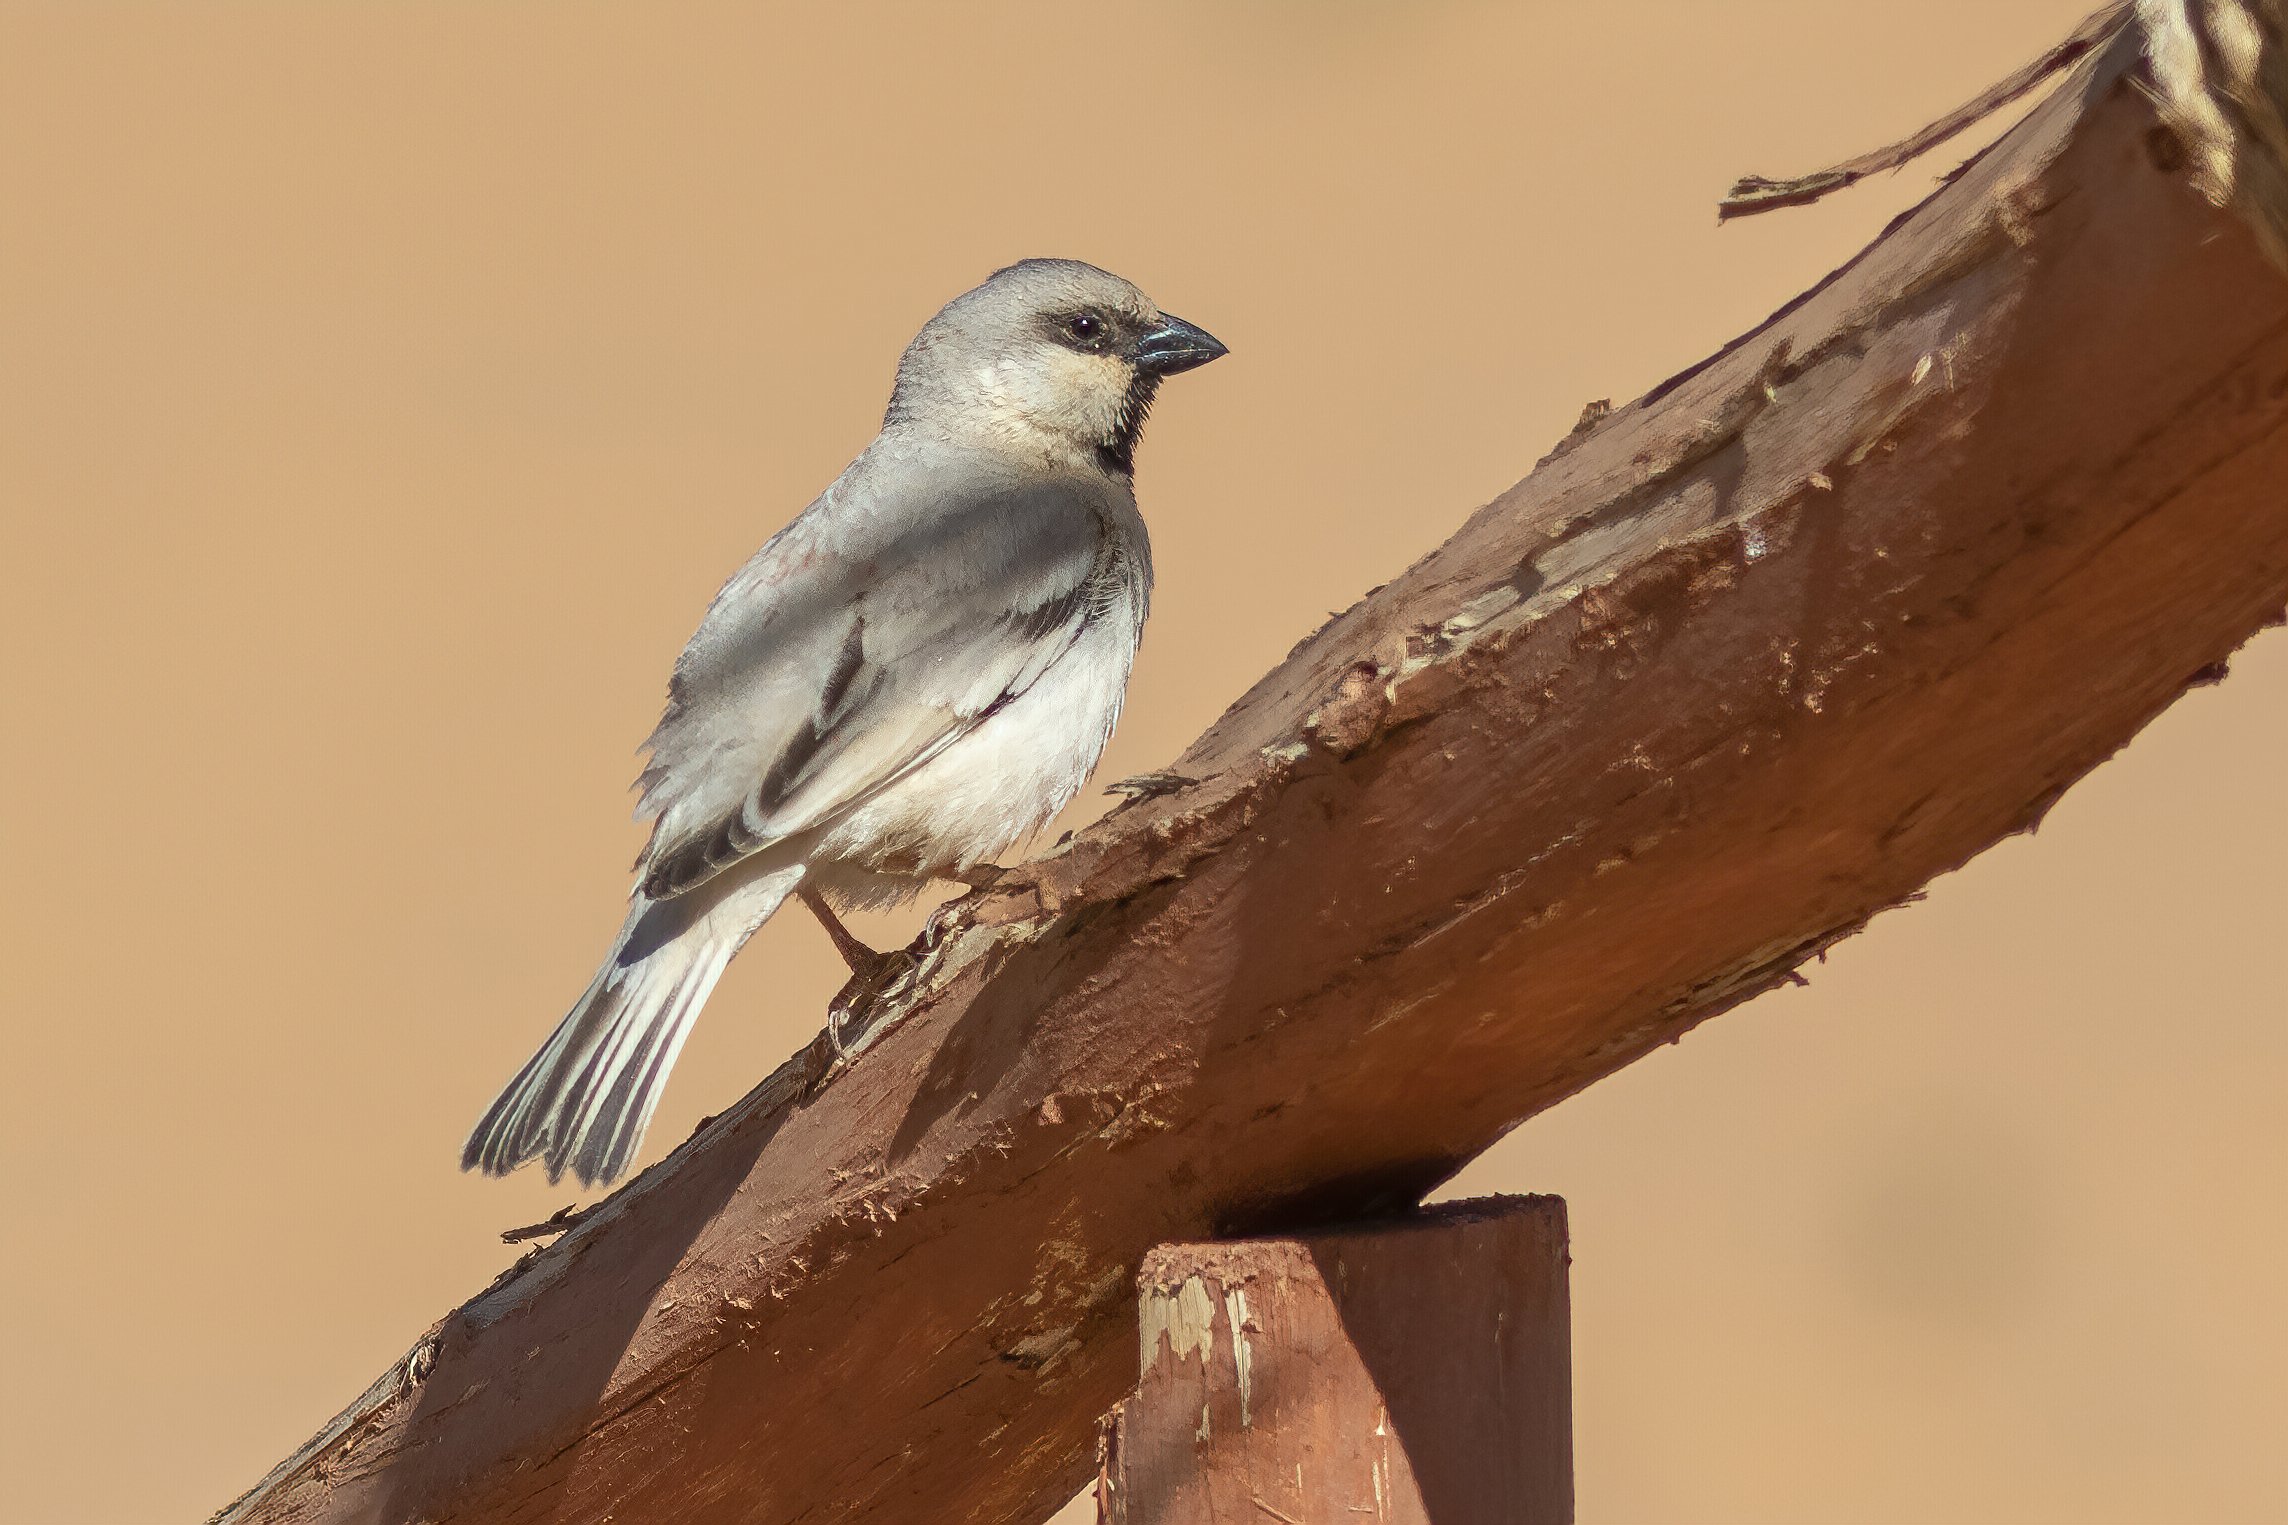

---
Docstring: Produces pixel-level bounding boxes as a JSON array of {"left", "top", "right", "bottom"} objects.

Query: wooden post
[{"left": 1101, "top": 1197, "right": 1572, "bottom": 1525}]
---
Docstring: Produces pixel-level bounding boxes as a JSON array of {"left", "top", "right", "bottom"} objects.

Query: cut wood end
[{"left": 2138, "top": 0, "right": 2288, "bottom": 269}]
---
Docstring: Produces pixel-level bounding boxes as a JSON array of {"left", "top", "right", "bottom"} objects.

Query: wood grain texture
[
  {"left": 1103, "top": 1199, "right": 1572, "bottom": 1525},
  {"left": 216, "top": 20, "right": 2288, "bottom": 1525}
]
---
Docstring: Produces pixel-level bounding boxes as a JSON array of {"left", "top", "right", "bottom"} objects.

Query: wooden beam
[
  {"left": 215, "top": 14, "right": 2288, "bottom": 1525},
  {"left": 1101, "top": 1199, "right": 1572, "bottom": 1525}
]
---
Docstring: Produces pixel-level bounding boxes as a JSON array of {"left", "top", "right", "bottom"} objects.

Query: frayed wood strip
[{"left": 1718, "top": 3, "right": 2133, "bottom": 220}]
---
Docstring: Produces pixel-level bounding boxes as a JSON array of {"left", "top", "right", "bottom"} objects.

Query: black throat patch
[{"left": 1097, "top": 372, "right": 1162, "bottom": 476}]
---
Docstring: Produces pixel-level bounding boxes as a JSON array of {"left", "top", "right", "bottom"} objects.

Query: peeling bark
[{"left": 216, "top": 17, "right": 2288, "bottom": 1525}]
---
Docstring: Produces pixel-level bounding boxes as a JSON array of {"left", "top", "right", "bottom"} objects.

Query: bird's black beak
[{"left": 1133, "top": 314, "right": 1229, "bottom": 376}]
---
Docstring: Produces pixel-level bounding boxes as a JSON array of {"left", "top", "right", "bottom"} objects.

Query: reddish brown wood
[
  {"left": 215, "top": 19, "right": 2288, "bottom": 1525},
  {"left": 1102, "top": 1199, "right": 1573, "bottom": 1525}
]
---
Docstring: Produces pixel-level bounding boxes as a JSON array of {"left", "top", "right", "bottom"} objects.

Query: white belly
[{"left": 809, "top": 602, "right": 1141, "bottom": 902}]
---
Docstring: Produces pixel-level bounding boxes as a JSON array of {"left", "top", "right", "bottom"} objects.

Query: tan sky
[{"left": 1, "top": 3, "right": 2280, "bottom": 1522}]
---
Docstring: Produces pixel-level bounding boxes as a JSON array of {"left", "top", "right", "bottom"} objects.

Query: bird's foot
[
  {"left": 820, "top": 946, "right": 920, "bottom": 1076},
  {"left": 1106, "top": 770, "right": 1199, "bottom": 802},
  {"left": 798, "top": 882, "right": 923, "bottom": 1082},
  {"left": 947, "top": 862, "right": 1010, "bottom": 890}
]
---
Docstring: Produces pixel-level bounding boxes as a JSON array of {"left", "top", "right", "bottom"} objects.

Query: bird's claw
[{"left": 824, "top": 947, "right": 921, "bottom": 1059}]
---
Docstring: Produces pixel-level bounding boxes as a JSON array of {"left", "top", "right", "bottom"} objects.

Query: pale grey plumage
[
  {"left": 633, "top": 446, "right": 1140, "bottom": 902},
  {"left": 463, "top": 260, "right": 1224, "bottom": 1186}
]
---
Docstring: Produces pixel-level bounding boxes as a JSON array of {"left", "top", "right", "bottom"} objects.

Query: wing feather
[{"left": 631, "top": 442, "right": 1127, "bottom": 900}]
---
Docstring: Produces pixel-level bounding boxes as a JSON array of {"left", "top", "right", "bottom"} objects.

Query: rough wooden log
[
  {"left": 1101, "top": 1199, "right": 1573, "bottom": 1525},
  {"left": 215, "top": 14, "right": 2288, "bottom": 1525}
]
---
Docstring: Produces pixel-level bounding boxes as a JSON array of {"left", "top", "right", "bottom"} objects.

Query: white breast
[{"left": 811, "top": 510, "right": 1149, "bottom": 897}]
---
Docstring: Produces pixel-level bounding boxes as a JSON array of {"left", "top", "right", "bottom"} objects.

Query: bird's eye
[{"left": 1066, "top": 314, "right": 1102, "bottom": 342}]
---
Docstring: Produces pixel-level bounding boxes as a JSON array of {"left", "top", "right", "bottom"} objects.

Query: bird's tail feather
[{"left": 462, "top": 865, "right": 802, "bottom": 1186}]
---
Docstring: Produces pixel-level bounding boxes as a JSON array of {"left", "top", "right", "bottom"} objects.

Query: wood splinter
[{"left": 1717, "top": 2, "right": 2132, "bottom": 219}]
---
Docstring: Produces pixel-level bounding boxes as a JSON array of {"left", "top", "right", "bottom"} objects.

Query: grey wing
[{"left": 631, "top": 471, "right": 1124, "bottom": 900}]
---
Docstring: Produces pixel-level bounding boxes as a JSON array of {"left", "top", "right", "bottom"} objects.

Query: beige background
[{"left": 3, "top": 3, "right": 2282, "bottom": 1522}]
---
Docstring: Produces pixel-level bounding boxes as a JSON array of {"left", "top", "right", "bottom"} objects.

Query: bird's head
[{"left": 888, "top": 258, "right": 1227, "bottom": 475}]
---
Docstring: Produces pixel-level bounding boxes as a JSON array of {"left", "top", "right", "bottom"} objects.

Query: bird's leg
[
  {"left": 798, "top": 884, "right": 884, "bottom": 976},
  {"left": 798, "top": 884, "right": 917, "bottom": 1059},
  {"left": 946, "top": 862, "right": 1009, "bottom": 890}
]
